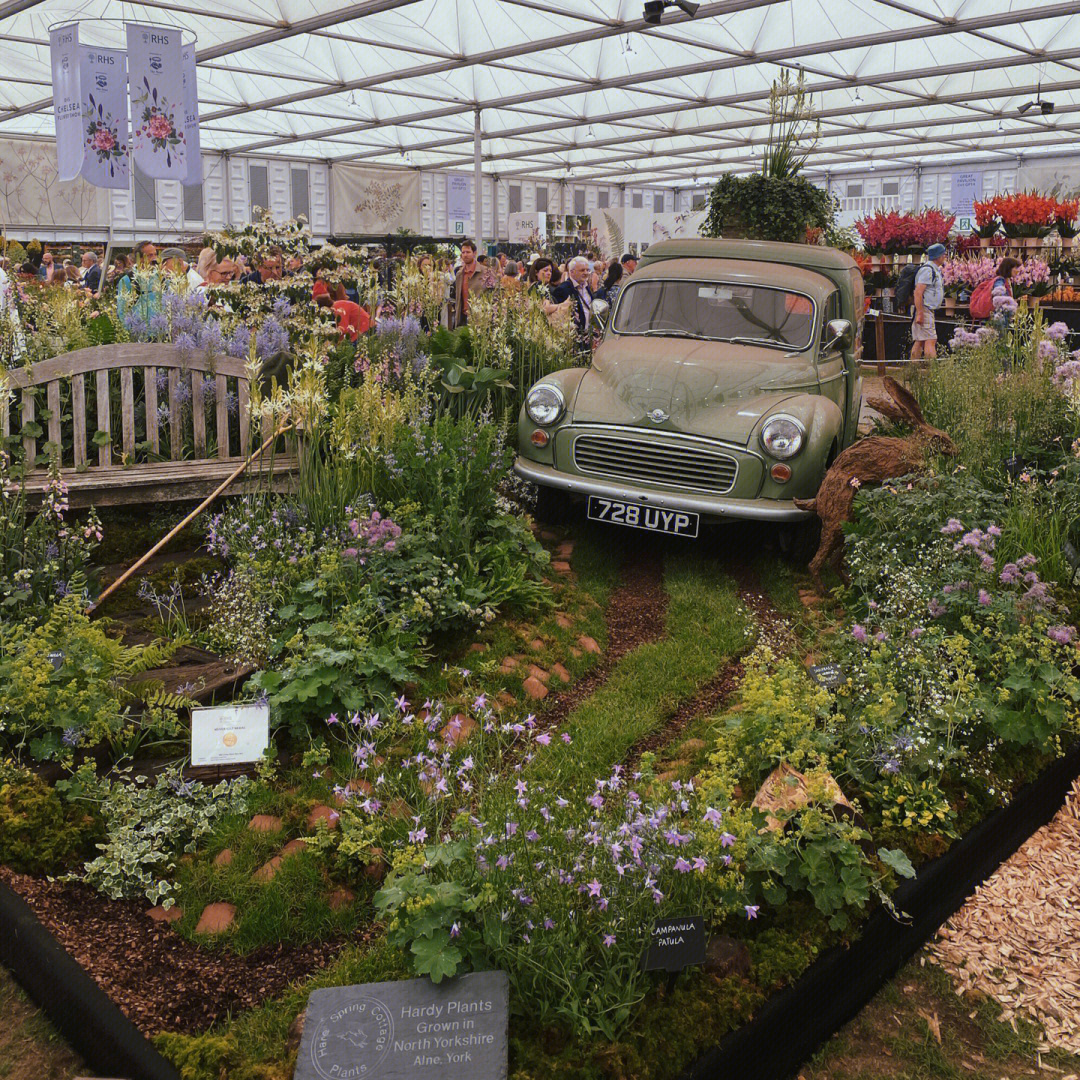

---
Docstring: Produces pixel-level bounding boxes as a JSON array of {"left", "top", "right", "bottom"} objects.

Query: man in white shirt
[{"left": 911, "top": 243, "right": 946, "bottom": 361}]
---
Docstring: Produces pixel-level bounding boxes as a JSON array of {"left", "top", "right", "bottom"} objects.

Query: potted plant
[
  {"left": 702, "top": 72, "right": 834, "bottom": 245},
  {"left": 1054, "top": 197, "right": 1079, "bottom": 249},
  {"left": 973, "top": 197, "right": 1000, "bottom": 247},
  {"left": 995, "top": 191, "right": 1056, "bottom": 249}
]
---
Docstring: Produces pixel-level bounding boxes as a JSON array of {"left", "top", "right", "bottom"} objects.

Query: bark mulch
[
  {"left": 0, "top": 867, "right": 369, "bottom": 1036},
  {"left": 929, "top": 776, "right": 1080, "bottom": 1054}
]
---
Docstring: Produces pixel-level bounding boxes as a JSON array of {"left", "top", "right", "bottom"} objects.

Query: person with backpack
[
  {"left": 967, "top": 257, "right": 1020, "bottom": 322},
  {"left": 910, "top": 243, "right": 947, "bottom": 361}
]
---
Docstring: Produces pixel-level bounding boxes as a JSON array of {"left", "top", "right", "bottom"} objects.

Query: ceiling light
[
  {"left": 867, "top": 159, "right": 875, "bottom": 171},
  {"left": 643, "top": 0, "right": 699, "bottom": 24},
  {"left": 997, "top": 118, "right": 1005, "bottom": 133},
  {"left": 853, "top": 88, "right": 863, "bottom": 106},
  {"left": 624, "top": 34, "right": 636, "bottom": 56}
]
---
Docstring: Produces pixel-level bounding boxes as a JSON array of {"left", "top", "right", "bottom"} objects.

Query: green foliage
[
  {"left": 0, "top": 762, "right": 102, "bottom": 874},
  {"left": 762, "top": 70, "right": 820, "bottom": 180},
  {"left": 701, "top": 173, "right": 834, "bottom": 244},
  {"left": 0, "top": 597, "right": 180, "bottom": 763},
  {"left": 73, "top": 765, "right": 252, "bottom": 906},
  {"left": 909, "top": 312, "right": 1078, "bottom": 479},
  {"left": 0, "top": 451, "right": 102, "bottom": 611},
  {"left": 837, "top": 477, "right": 1080, "bottom": 827},
  {"left": 427, "top": 326, "right": 514, "bottom": 419}
]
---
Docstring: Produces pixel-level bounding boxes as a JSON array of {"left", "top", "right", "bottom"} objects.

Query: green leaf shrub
[
  {"left": 0, "top": 762, "right": 102, "bottom": 874},
  {"left": 701, "top": 174, "right": 834, "bottom": 244}
]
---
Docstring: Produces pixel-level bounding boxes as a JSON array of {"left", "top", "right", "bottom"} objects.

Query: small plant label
[
  {"left": 642, "top": 915, "right": 706, "bottom": 973},
  {"left": 294, "top": 971, "right": 508, "bottom": 1080},
  {"left": 190, "top": 702, "right": 269, "bottom": 767},
  {"left": 808, "top": 663, "right": 844, "bottom": 690},
  {"left": 47, "top": 650, "right": 64, "bottom": 671}
]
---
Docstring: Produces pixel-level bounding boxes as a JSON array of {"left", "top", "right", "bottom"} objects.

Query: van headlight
[
  {"left": 760, "top": 415, "right": 805, "bottom": 459},
  {"left": 526, "top": 384, "right": 565, "bottom": 426}
]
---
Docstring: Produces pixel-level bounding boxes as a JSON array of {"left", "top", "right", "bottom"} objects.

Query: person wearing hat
[{"left": 912, "top": 242, "right": 947, "bottom": 361}]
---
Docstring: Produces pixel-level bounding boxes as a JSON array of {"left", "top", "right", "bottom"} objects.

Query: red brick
[
  {"left": 247, "top": 814, "right": 283, "bottom": 833},
  {"left": 213, "top": 848, "right": 234, "bottom": 868},
  {"left": 194, "top": 903, "right": 235, "bottom": 935},
  {"left": 523, "top": 676, "right": 549, "bottom": 700},
  {"left": 551, "top": 663, "right": 571, "bottom": 683},
  {"left": 441, "top": 712, "right": 478, "bottom": 749},
  {"left": 307, "top": 804, "right": 340, "bottom": 831},
  {"left": 578, "top": 635, "right": 601, "bottom": 654},
  {"left": 146, "top": 905, "right": 182, "bottom": 924}
]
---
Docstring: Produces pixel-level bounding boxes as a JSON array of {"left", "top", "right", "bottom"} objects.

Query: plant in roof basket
[{"left": 702, "top": 71, "right": 834, "bottom": 245}]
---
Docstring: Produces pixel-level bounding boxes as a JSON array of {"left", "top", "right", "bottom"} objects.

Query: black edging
[
  {"left": 0, "top": 879, "right": 181, "bottom": 1080},
  {"left": 682, "top": 742, "right": 1080, "bottom": 1080},
  {"left": 1, "top": 746, "right": 1077, "bottom": 1080}
]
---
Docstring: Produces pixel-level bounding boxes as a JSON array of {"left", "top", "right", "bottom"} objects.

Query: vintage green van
[{"left": 514, "top": 238, "right": 864, "bottom": 538}]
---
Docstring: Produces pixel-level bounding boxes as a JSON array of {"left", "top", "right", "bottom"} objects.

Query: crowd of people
[{"left": 1, "top": 237, "right": 640, "bottom": 350}]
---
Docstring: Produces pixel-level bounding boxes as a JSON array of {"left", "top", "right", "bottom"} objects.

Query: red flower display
[{"left": 854, "top": 208, "right": 956, "bottom": 254}]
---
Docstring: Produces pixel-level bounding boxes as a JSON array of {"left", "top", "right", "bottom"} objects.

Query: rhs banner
[
  {"left": 126, "top": 23, "right": 187, "bottom": 179},
  {"left": 180, "top": 42, "right": 202, "bottom": 187},
  {"left": 78, "top": 46, "right": 129, "bottom": 190},
  {"left": 50, "top": 23, "right": 82, "bottom": 182}
]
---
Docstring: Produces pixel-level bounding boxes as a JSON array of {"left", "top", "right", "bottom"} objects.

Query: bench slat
[
  {"left": 22, "top": 389, "right": 35, "bottom": 467},
  {"left": 144, "top": 367, "right": 159, "bottom": 455},
  {"left": 215, "top": 374, "right": 228, "bottom": 460},
  {"left": 238, "top": 379, "right": 250, "bottom": 457},
  {"left": 96, "top": 370, "right": 110, "bottom": 467},
  {"left": 120, "top": 368, "right": 135, "bottom": 462},
  {"left": 47, "top": 380, "right": 61, "bottom": 455},
  {"left": 168, "top": 369, "right": 181, "bottom": 461},
  {"left": 191, "top": 371, "right": 206, "bottom": 458},
  {"left": 3, "top": 345, "right": 251, "bottom": 388},
  {"left": 72, "top": 374, "right": 86, "bottom": 468}
]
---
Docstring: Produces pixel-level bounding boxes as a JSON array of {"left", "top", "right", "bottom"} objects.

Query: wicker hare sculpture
[{"left": 794, "top": 377, "right": 958, "bottom": 588}]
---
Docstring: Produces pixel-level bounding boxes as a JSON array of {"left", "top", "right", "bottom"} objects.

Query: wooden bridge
[{"left": 2, "top": 344, "right": 296, "bottom": 507}]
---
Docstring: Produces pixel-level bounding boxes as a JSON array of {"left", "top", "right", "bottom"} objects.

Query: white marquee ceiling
[{"left": 0, "top": 0, "right": 1078, "bottom": 186}]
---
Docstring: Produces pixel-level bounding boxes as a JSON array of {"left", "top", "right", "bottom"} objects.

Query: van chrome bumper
[{"left": 513, "top": 457, "right": 812, "bottom": 522}]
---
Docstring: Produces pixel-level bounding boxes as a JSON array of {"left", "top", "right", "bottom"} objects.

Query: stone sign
[
  {"left": 295, "top": 971, "right": 508, "bottom": 1080},
  {"left": 642, "top": 915, "right": 706, "bottom": 973}
]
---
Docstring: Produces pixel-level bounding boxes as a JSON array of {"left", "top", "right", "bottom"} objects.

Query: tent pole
[{"left": 474, "top": 107, "right": 482, "bottom": 245}]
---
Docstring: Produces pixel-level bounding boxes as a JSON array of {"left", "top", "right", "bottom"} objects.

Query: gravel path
[{"left": 929, "top": 776, "right": 1080, "bottom": 1054}]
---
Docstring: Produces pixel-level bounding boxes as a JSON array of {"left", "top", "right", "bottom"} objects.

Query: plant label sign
[
  {"left": 808, "top": 663, "right": 844, "bottom": 691},
  {"left": 642, "top": 915, "right": 706, "bottom": 973},
  {"left": 190, "top": 702, "right": 269, "bottom": 767},
  {"left": 294, "top": 970, "right": 509, "bottom": 1080}
]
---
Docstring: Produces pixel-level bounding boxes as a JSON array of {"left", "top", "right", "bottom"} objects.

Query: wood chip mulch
[
  {"left": 929, "top": 776, "right": 1080, "bottom": 1053},
  {"left": 0, "top": 867, "right": 371, "bottom": 1036}
]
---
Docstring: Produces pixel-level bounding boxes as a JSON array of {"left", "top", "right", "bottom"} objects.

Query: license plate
[{"left": 587, "top": 496, "right": 699, "bottom": 537}]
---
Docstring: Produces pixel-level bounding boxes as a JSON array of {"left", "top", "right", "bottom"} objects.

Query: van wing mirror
[
  {"left": 592, "top": 298, "right": 610, "bottom": 331},
  {"left": 824, "top": 318, "right": 852, "bottom": 352}
]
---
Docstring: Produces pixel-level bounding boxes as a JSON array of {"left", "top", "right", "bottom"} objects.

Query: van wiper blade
[
  {"left": 640, "top": 327, "right": 695, "bottom": 337},
  {"left": 723, "top": 336, "right": 780, "bottom": 346}
]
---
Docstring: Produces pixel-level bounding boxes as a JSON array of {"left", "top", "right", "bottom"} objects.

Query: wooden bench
[{"left": 2, "top": 344, "right": 296, "bottom": 507}]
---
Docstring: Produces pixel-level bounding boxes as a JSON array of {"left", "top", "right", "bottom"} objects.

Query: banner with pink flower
[
  {"left": 50, "top": 23, "right": 82, "bottom": 182},
  {"left": 78, "top": 46, "right": 129, "bottom": 190},
  {"left": 126, "top": 23, "right": 187, "bottom": 180},
  {"left": 181, "top": 42, "right": 202, "bottom": 187}
]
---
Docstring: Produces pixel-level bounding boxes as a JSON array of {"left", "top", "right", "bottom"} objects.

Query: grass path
[{"left": 528, "top": 549, "right": 752, "bottom": 787}]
